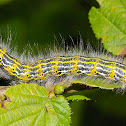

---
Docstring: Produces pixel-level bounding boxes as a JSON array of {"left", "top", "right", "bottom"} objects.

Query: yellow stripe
[{"left": 1, "top": 47, "right": 126, "bottom": 82}]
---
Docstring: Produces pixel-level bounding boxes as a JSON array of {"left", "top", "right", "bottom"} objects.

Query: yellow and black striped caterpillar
[{"left": 0, "top": 47, "right": 126, "bottom": 86}]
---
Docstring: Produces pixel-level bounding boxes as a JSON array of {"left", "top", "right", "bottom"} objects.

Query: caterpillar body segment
[{"left": 0, "top": 47, "right": 126, "bottom": 83}]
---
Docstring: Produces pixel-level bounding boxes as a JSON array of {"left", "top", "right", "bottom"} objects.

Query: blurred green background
[
  {"left": 0, "top": 0, "right": 99, "bottom": 55},
  {"left": 0, "top": 0, "right": 126, "bottom": 125}
]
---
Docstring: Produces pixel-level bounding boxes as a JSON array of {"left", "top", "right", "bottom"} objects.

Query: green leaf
[
  {"left": 0, "top": 108, "right": 7, "bottom": 114},
  {"left": 89, "top": 0, "right": 126, "bottom": 55},
  {"left": 66, "top": 95, "right": 91, "bottom": 101},
  {"left": 0, "top": 83, "right": 71, "bottom": 126},
  {"left": 72, "top": 77, "right": 122, "bottom": 89}
]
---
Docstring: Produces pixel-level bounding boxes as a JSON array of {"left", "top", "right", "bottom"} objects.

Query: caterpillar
[{"left": 0, "top": 46, "right": 126, "bottom": 88}]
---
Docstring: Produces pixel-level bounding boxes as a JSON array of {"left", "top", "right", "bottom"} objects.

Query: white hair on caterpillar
[{"left": 0, "top": 30, "right": 126, "bottom": 92}]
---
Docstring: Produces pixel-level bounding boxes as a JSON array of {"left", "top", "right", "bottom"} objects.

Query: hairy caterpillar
[{"left": 0, "top": 46, "right": 126, "bottom": 89}]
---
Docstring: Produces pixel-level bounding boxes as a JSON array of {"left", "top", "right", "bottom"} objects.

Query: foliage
[
  {"left": 89, "top": 0, "right": 126, "bottom": 55},
  {"left": 66, "top": 95, "right": 91, "bottom": 101},
  {"left": 0, "top": 0, "right": 126, "bottom": 126},
  {"left": 0, "top": 84, "right": 71, "bottom": 126},
  {"left": 72, "top": 77, "right": 122, "bottom": 89}
]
